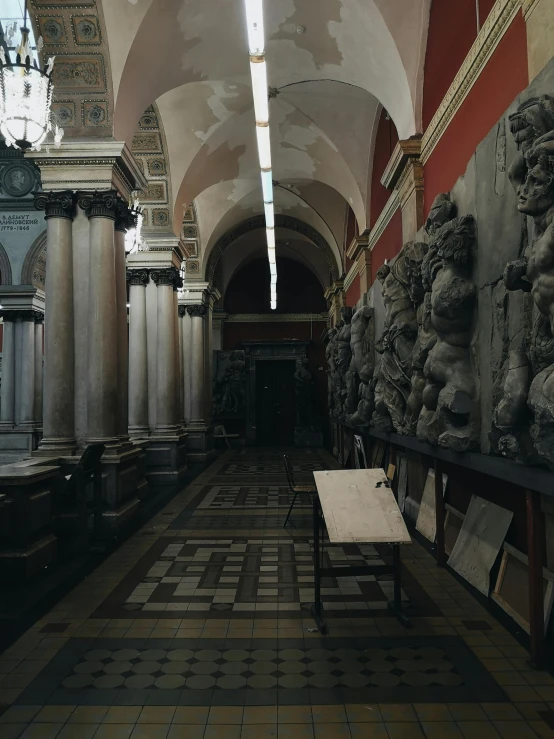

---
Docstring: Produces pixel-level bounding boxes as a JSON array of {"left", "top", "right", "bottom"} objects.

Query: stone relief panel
[
  {"left": 323, "top": 57, "right": 554, "bottom": 469},
  {"left": 213, "top": 351, "right": 246, "bottom": 419}
]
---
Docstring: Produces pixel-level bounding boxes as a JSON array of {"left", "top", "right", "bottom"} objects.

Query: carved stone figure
[
  {"left": 347, "top": 305, "right": 374, "bottom": 426},
  {"left": 214, "top": 350, "right": 245, "bottom": 417},
  {"left": 336, "top": 307, "right": 353, "bottom": 420},
  {"left": 416, "top": 214, "right": 479, "bottom": 451},
  {"left": 371, "top": 250, "right": 419, "bottom": 432},
  {"left": 325, "top": 327, "right": 340, "bottom": 420},
  {"left": 496, "top": 119, "right": 554, "bottom": 466}
]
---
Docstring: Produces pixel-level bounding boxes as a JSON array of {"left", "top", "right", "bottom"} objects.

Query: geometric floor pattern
[{"left": 2, "top": 448, "right": 554, "bottom": 738}]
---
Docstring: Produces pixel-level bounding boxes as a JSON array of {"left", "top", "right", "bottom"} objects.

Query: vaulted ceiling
[{"left": 35, "top": 0, "right": 432, "bottom": 287}]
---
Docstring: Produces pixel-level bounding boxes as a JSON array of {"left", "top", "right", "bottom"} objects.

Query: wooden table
[{"left": 311, "top": 468, "right": 412, "bottom": 634}]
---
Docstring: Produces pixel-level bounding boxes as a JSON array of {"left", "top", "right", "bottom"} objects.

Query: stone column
[
  {"left": 78, "top": 191, "right": 119, "bottom": 446},
  {"left": 34, "top": 318, "right": 43, "bottom": 426},
  {"left": 180, "top": 305, "right": 192, "bottom": 422},
  {"left": 114, "top": 204, "right": 132, "bottom": 442},
  {"left": 177, "top": 303, "right": 185, "bottom": 426},
  {"left": 127, "top": 269, "right": 150, "bottom": 437},
  {"left": 152, "top": 268, "right": 180, "bottom": 435},
  {"left": 34, "top": 191, "right": 76, "bottom": 454},
  {"left": 0, "top": 317, "right": 15, "bottom": 429},
  {"left": 187, "top": 304, "right": 207, "bottom": 427},
  {"left": 15, "top": 310, "right": 41, "bottom": 428}
]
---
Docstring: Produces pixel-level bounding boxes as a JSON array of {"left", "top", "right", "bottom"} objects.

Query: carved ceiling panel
[{"left": 30, "top": 0, "right": 113, "bottom": 137}]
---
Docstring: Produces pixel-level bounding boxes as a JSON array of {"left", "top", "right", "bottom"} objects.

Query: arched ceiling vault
[{"left": 94, "top": 1, "right": 431, "bottom": 274}]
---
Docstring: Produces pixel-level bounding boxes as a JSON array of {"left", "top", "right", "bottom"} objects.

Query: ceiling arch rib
[
  {"left": 196, "top": 180, "right": 344, "bottom": 274},
  {"left": 112, "top": 0, "right": 426, "bottom": 147},
  {"left": 205, "top": 215, "right": 340, "bottom": 289}
]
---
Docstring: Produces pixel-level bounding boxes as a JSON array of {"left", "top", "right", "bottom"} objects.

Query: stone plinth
[
  {"left": 0, "top": 464, "right": 60, "bottom": 582},
  {"left": 145, "top": 432, "right": 187, "bottom": 490}
]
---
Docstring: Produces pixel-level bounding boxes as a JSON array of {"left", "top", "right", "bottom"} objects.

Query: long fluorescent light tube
[
  {"left": 270, "top": 274, "right": 277, "bottom": 285},
  {"left": 261, "top": 169, "right": 273, "bottom": 201},
  {"left": 250, "top": 59, "right": 269, "bottom": 124},
  {"left": 264, "top": 202, "right": 274, "bottom": 228},
  {"left": 256, "top": 125, "right": 272, "bottom": 170},
  {"left": 245, "top": 0, "right": 265, "bottom": 55},
  {"left": 269, "top": 261, "right": 277, "bottom": 276},
  {"left": 266, "top": 227, "right": 275, "bottom": 250},
  {"left": 268, "top": 249, "right": 276, "bottom": 264}
]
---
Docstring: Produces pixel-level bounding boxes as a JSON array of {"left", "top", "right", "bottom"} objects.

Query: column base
[
  {"left": 35, "top": 436, "right": 77, "bottom": 456},
  {"left": 145, "top": 431, "right": 187, "bottom": 491},
  {"left": 0, "top": 428, "right": 41, "bottom": 457},
  {"left": 129, "top": 425, "right": 150, "bottom": 440},
  {"left": 186, "top": 424, "right": 215, "bottom": 463}
]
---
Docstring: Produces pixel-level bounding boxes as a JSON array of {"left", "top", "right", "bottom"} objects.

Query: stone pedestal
[{"left": 0, "top": 464, "right": 60, "bottom": 582}]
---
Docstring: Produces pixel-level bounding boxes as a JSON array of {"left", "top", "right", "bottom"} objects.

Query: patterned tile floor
[{"left": 1, "top": 448, "right": 554, "bottom": 739}]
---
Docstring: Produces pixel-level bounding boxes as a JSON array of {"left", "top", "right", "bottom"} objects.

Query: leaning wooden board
[{"left": 313, "top": 469, "right": 412, "bottom": 545}]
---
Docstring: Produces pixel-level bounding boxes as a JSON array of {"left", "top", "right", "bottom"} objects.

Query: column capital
[
  {"left": 34, "top": 190, "right": 76, "bottom": 220},
  {"left": 126, "top": 268, "right": 149, "bottom": 286},
  {"left": 151, "top": 267, "right": 180, "bottom": 288},
  {"left": 0, "top": 309, "right": 43, "bottom": 322},
  {"left": 77, "top": 190, "right": 119, "bottom": 220},
  {"left": 187, "top": 304, "right": 207, "bottom": 318},
  {"left": 115, "top": 200, "right": 138, "bottom": 233},
  {"left": 178, "top": 305, "right": 188, "bottom": 318}
]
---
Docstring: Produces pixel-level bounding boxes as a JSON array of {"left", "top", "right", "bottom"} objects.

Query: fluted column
[
  {"left": 34, "top": 191, "right": 76, "bottom": 453},
  {"left": 15, "top": 310, "right": 42, "bottom": 428},
  {"left": 78, "top": 191, "right": 118, "bottom": 446},
  {"left": 177, "top": 301, "right": 185, "bottom": 426},
  {"left": 152, "top": 268, "right": 180, "bottom": 435},
  {"left": 187, "top": 304, "right": 207, "bottom": 426},
  {"left": 127, "top": 269, "right": 150, "bottom": 437},
  {"left": 114, "top": 204, "right": 133, "bottom": 442},
  {"left": 0, "top": 317, "right": 15, "bottom": 429},
  {"left": 34, "top": 318, "right": 43, "bottom": 426}
]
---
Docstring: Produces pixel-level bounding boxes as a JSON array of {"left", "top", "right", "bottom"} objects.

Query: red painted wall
[
  {"left": 424, "top": 14, "right": 528, "bottom": 209},
  {"left": 370, "top": 110, "right": 399, "bottom": 228},
  {"left": 345, "top": 274, "right": 361, "bottom": 307},
  {"left": 370, "top": 208, "right": 403, "bottom": 284},
  {"left": 423, "top": 0, "right": 497, "bottom": 129}
]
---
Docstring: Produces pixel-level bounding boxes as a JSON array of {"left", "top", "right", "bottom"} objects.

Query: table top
[{"left": 313, "top": 468, "right": 412, "bottom": 545}]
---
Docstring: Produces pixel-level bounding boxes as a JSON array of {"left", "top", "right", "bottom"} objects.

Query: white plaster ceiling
[{"left": 99, "top": 0, "right": 430, "bottom": 276}]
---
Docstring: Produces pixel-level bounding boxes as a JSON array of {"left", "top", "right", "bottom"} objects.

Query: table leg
[
  {"left": 387, "top": 544, "right": 412, "bottom": 628},
  {"left": 527, "top": 489, "right": 545, "bottom": 669},
  {"left": 311, "top": 495, "right": 328, "bottom": 634}
]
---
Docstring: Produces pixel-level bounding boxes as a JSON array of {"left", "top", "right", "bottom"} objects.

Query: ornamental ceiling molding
[
  {"left": 131, "top": 104, "right": 173, "bottom": 233},
  {"left": 206, "top": 214, "right": 340, "bottom": 285},
  {"left": 420, "top": 0, "right": 523, "bottom": 164},
  {"left": 30, "top": 0, "right": 114, "bottom": 138}
]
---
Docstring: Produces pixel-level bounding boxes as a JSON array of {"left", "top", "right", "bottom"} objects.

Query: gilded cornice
[
  {"left": 346, "top": 231, "right": 370, "bottom": 262},
  {"left": 421, "top": 0, "right": 523, "bottom": 164},
  {"left": 380, "top": 138, "right": 422, "bottom": 190},
  {"left": 343, "top": 261, "right": 359, "bottom": 292}
]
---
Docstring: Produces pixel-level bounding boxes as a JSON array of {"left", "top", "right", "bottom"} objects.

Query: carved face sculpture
[
  {"left": 375, "top": 263, "right": 390, "bottom": 284},
  {"left": 435, "top": 216, "right": 475, "bottom": 266},
  {"left": 425, "top": 193, "right": 456, "bottom": 236},
  {"left": 340, "top": 306, "right": 353, "bottom": 325},
  {"left": 509, "top": 95, "right": 554, "bottom": 153},
  {"left": 517, "top": 160, "right": 554, "bottom": 216}
]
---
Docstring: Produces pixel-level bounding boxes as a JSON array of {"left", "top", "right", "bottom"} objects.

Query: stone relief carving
[
  {"left": 335, "top": 307, "right": 353, "bottom": 422},
  {"left": 347, "top": 305, "right": 374, "bottom": 428},
  {"left": 214, "top": 350, "right": 246, "bottom": 418},
  {"left": 491, "top": 94, "right": 554, "bottom": 466},
  {"left": 416, "top": 213, "right": 479, "bottom": 451}
]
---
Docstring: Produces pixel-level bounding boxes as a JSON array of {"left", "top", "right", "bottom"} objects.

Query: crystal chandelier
[{"left": 0, "top": 4, "right": 63, "bottom": 151}]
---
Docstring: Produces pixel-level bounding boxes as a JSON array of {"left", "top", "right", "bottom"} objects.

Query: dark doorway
[{"left": 255, "top": 360, "right": 296, "bottom": 445}]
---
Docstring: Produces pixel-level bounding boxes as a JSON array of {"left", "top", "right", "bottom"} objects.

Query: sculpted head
[
  {"left": 403, "top": 241, "right": 428, "bottom": 304},
  {"left": 518, "top": 144, "right": 554, "bottom": 217},
  {"left": 434, "top": 215, "right": 475, "bottom": 266},
  {"left": 425, "top": 193, "right": 456, "bottom": 237},
  {"left": 340, "top": 306, "right": 353, "bottom": 324},
  {"left": 375, "top": 263, "right": 390, "bottom": 284},
  {"left": 509, "top": 95, "right": 554, "bottom": 153}
]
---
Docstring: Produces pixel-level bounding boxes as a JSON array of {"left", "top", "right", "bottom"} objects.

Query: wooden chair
[
  {"left": 283, "top": 454, "right": 316, "bottom": 527},
  {"left": 62, "top": 443, "right": 106, "bottom": 538}
]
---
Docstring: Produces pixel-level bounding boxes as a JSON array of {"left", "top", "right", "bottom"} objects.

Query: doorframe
[{"left": 242, "top": 340, "right": 310, "bottom": 445}]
